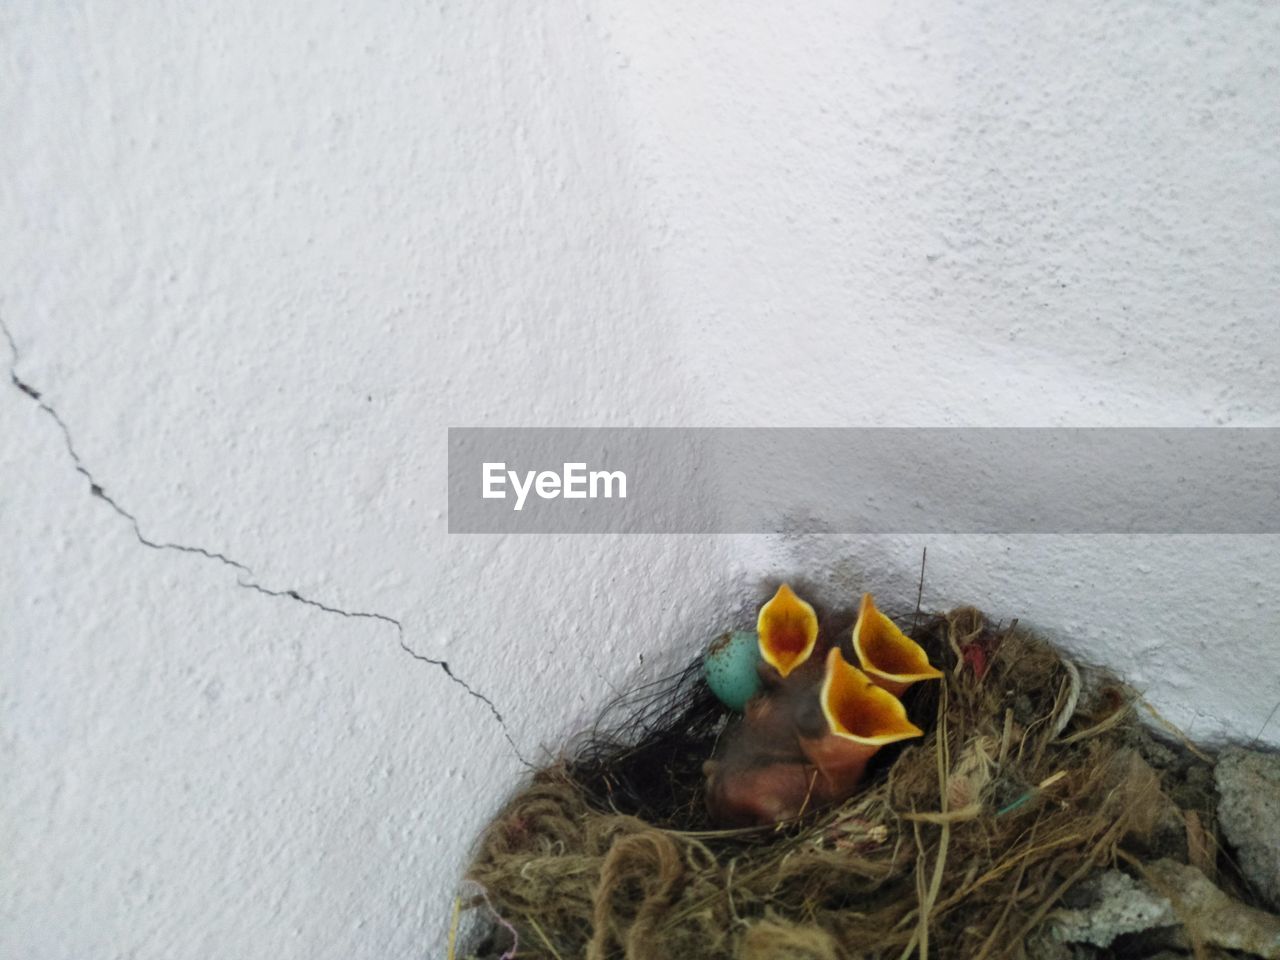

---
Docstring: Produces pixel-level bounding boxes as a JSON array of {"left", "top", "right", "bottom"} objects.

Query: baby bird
[
  {"left": 705, "top": 585, "right": 942, "bottom": 827},
  {"left": 850, "top": 592, "right": 945, "bottom": 696}
]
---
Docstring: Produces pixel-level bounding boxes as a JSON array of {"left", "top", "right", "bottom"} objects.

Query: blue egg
[{"left": 703, "top": 630, "right": 763, "bottom": 712}]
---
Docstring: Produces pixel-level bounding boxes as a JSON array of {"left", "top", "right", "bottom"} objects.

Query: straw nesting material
[{"left": 461, "top": 607, "right": 1272, "bottom": 960}]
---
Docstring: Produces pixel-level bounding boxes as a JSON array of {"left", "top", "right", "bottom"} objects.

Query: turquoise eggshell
[{"left": 703, "top": 630, "right": 763, "bottom": 712}]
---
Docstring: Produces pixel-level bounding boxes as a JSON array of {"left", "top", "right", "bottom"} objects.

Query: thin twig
[
  {"left": 527, "top": 918, "right": 565, "bottom": 960},
  {"left": 446, "top": 897, "right": 461, "bottom": 960},
  {"left": 911, "top": 547, "right": 928, "bottom": 635},
  {"left": 1140, "top": 699, "right": 1213, "bottom": 762},
  {"left": 1050, "top": 658, "right": 1081, "bottom": 739},
  {"left": 971, "top": 821, "right": 1038, "bottom": 960},
  {"left": 1250, "top": 697, "right": 1280, "bottom": 746}
]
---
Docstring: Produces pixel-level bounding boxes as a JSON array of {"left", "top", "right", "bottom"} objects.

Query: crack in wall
[{"left": 2, "top": 317, "right": 526, "bottom": 764}]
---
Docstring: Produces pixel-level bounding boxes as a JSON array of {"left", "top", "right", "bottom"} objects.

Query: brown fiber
[{"left": 462, "top": 607, "right": 1229, "bottom": 959}]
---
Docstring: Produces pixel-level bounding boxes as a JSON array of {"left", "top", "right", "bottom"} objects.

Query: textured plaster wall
[
  {"left": 2, "top": 2, "right": 1278, "bottom": 958},
  {"left": 605, "top": 0, "right": 1280, "bottom": 743}
]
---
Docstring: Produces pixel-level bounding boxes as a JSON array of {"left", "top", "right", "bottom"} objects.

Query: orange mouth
[
  {"left": 820, "top": 647, "right": 924, "bottom": 746},
  {"left": 851, "top": 593, "right": 944, "bottom": 696},
  {"left": 756, "top": 583, "right": 819, "bottom": 678}
]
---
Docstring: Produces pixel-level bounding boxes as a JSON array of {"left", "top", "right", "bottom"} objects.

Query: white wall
[
  {"left": 3, "top": 1, "right": 1277, "bottom": 957},
  {"left": 606, "top": 0, "right": 1280, "bottom": 743}
]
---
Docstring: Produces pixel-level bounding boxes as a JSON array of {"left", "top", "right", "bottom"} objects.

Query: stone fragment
[
  {"left": 1216, "top": 746, "right": 1280, "bottom": 911},
  {"left": 1048, "top": 869, "right": 1175, "bottom": 947},
  {"left": 1146, "top": 858, "right": 1280, "bottom": 959},
  {"left": 1048, "top": 860, "right": 1280, "bottom": 958}
]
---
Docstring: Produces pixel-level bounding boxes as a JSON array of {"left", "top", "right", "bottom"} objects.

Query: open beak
[
  {"left": 756, "top": 583, "right": 819, "bottom": 679},
  {"left": 821, "top": 646, "right": 923, "bottom": 746},
  {"left": 800, "top": 647, "right": 924, "bottom": 799},
  {"left": 851, "top": 592, "right": 943, "bottom": 697}
]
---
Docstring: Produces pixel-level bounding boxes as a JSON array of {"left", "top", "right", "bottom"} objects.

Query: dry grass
[{"left": 462, "top": 608, "right": 1222, "bottom": 960}]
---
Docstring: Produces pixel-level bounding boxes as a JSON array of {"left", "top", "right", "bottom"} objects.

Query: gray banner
[{"left": 447, "top": 428, "right": 1280, "bottom": 533}]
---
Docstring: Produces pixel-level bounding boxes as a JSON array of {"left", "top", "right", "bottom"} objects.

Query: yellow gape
[
  {"left": 756, "top": 583, "right": 819, "bottom": 678},
  {"left": 851, "top": 592, "right": 944, "bottom": 696},
  {"left": 796, "top": 647, "right": 924, "bottom": 797}
]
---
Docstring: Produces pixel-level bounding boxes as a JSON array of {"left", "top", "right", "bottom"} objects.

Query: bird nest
[{"left": 457, "top": 605, "right": 1259, "bottom": 960}]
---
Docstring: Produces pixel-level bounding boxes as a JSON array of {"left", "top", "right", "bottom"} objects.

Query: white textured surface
[{"left": 3, "top": 1, "right": 1278, "bottom": 957}]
